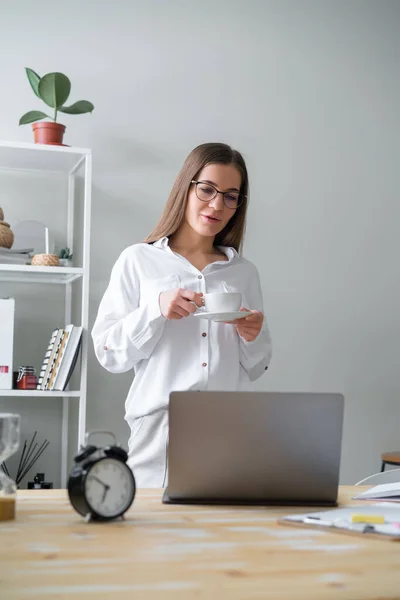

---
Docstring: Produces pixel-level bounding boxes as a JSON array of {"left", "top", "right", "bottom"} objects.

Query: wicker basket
[
  {"left": 0, "top": 207, "right": 4, "bottom": 221},
  {"left": 0, "top": 221, "right": 14, "bottom": 249},
  {"left": 31, "top": 254, "right": 60, "bottom": 267}
]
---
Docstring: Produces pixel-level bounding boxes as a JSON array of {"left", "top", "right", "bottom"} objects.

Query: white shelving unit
[{"left": 0, "top": 140, "right": 92, "bottom": 487}]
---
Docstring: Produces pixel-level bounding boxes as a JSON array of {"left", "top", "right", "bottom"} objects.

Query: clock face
[{"left": 84, "top": 457, "right": 135, "bottom": 519}]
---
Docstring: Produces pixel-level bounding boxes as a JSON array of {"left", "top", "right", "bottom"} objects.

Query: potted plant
[
  {"left": 19, "top": 68, "right": 94, "bottom": 145},
  {"left": 58, "top": 247, "right": 73, "bottom": 267}
]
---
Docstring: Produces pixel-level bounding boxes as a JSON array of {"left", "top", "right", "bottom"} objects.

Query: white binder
[{"left": 0, "top": 297, "right": 15, "bottom": 390}]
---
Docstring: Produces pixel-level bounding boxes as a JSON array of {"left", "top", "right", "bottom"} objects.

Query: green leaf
[
  {"left": 59, "top": 100, "right": 94, "bottom": 115},
  {"left": 38, "top": 72, "right": 71, "bottom": 109},
  {"left": 25, "top": 67, "right": 41, "bottom": 98},
  {"left": 19, "top": 110, "right": 51, "bottom": 125}
]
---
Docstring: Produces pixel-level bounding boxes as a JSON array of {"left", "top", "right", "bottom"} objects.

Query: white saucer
[{"left": 192, "top": 310, "right": 252, "bottom": 322}]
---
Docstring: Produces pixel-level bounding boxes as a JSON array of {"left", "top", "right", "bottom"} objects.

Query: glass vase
[{"left": 0, "top": 413, "right": 21, "bottom": 521}]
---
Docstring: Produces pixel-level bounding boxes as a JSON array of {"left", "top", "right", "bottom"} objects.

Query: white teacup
[{"left": 201, "top": 292, "right": 242, "bottom": 313}]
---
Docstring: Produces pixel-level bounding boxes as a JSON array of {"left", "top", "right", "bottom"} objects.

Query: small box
[{"left": 0, "top": 298, "right": 15, "bottom": 390}]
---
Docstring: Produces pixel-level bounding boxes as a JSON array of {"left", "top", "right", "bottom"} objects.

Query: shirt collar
[
  {"left": 153, "top": 237, "right": 238, "bottom": 262},
  {"left": 153, "top": 237, "right": 170, "bottom": 249}
]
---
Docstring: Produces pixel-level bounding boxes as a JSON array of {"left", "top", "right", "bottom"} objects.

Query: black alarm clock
[{"left": 68, "top": 430, "right": 136, "bottom": 522}]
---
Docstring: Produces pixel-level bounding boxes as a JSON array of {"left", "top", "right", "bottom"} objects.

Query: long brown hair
[{"left": 144, "top": 142, "right": 249, "bottom": 253}]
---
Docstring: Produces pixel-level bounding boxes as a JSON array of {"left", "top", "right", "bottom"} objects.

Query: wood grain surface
[{"left": 1, "top": 487, "right": 400, "bottom": 599}]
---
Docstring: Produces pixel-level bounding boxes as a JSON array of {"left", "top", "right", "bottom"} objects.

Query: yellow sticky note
[{"left": 351, "top": 514, "right": 385, "bottom": 524}]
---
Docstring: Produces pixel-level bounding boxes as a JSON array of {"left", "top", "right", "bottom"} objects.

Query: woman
[{"left": 91, "top": 142, "right": 272, "bottom": 487}]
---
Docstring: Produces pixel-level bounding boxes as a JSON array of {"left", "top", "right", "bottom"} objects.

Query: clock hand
[
  {"left": 90, "top": 475, "right": 111, "bottom": 503},
  {"left": 101, "top": 486, "right": 110, "bottom": 503},
  {"left": 91, "top": 475, "right": 109, "bottom": 489}
]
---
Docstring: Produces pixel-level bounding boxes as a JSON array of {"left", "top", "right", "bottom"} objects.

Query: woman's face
[{"left": 185, "top": 163, "right": 242, "bottom": 239}]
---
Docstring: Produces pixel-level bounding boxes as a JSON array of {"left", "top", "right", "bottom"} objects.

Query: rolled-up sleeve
[
  {"left": 239, "top": 264, "right": 272, "bottom": 381},
  {"left": 91, "top": 248, "right": 166, "bottom": 374}
]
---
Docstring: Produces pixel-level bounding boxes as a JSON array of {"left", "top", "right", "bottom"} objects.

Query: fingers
[
  {"left": 181, "top": 289, "right": 204, "bottom": 307},
  {"left": 172, "top": 304, "right": 191, "bottom": 318},
  {"left": 223, "top": 312, "right": 263, "bottom": 326},
  {"left": 237, "top": 326, "right": 258, "bottom": 335},
  {"left": 239, "top": 308, "right": 263, "bottom": 322},
  {"left": 239, "top": 332, "right": 256, "bottom": 342},
  {"left": 172, "top": 289, "right": 204, "bottom": 317},
  {"left": 223, "top": 319, "right": 257, "bottom": 326},
  {"left": 236, "top": 324, "right": 261, "bottom": 342},
  {"left": 176, "top": 297, "right": 198, "bottom": 315},
  {"left": 235, "top": 309, "right": 264, "bottom": 341},
  {"left": 160, "top": 288, "right": 203, "bottom": 320},
  {"left": 169, "top": 311, "right": 185, "bottom": 320},
  {"left": 175, "top": 289, "right": 204, "bottom": 315},
  {"left": 237, "top": 322, "right": 261, "bottom": 332}
]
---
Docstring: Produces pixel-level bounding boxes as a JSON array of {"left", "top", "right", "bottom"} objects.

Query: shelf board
[
  {"left": 0, "top": 140, "right": 90, "bottom": 174},
  {"left": 0, "top": 264, "right": 84, "bottom": 284},
  {"left": 0, "top": 390, "right": 81, "bottom": 397}
]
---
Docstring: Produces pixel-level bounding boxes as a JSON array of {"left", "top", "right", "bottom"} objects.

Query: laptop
[{"left": 162, "top": 391, "right": 344, "bottom": 506}]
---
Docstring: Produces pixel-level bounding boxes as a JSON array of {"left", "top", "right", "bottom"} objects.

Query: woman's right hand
[{"left": 159, "top": 289, "right": 203, "bottom": 320}]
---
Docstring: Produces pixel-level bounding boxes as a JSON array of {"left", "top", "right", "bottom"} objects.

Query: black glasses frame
[{"left": 191, "top": 180, "right": 245, "bottom": 209}]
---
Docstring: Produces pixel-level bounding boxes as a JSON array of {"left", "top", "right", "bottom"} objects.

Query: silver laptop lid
[{"left": 167, "top": 391, "right": 344, "bottom": 505}]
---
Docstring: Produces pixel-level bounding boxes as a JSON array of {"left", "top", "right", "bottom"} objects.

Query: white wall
[{"left": 0, "top": 0, "right": 399, "bottom": 486}]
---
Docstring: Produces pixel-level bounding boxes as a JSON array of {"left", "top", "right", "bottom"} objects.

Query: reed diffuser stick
[
  {"left": 2, "top": 432, "right": 49, "bottom": 486},
  {"left": 20, "top": 431, "right": 37, "bottom": 477},
  {"left": 16, "top": 440, "right": 27, "bottom": 483},
  {"left": 17, "top": 441, "right": 49, "bottom": 485},
  {"left": 1, "top": 462, "right": 10, "bottom": 477}
]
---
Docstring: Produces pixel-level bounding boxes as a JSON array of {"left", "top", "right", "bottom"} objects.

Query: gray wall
[{"left": 0, "top": 0, "right": 399, "bottom": 486}]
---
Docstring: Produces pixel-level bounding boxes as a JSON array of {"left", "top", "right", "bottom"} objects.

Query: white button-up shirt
[{"left": 91, "top": 237, "right": 272, "bottom": 431}]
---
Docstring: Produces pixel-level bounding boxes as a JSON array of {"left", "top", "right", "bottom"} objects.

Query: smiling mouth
[{"left": 201, "top": 214, "right": 221, "bottom": 223}]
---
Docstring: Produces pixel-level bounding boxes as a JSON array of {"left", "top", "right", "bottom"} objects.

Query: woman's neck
[{"left": 169, "top": 225, "right": 215, "bottom": 256}]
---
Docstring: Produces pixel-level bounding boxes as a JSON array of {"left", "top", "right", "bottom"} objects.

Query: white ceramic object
[
  {"left": 12, "top": 221, "right": 55, "bottom": 255},
  {"left": 201, "top": 292, "right": 242, "bottom": 313},
  {"left": 59, "top": 258, "right": 73, "bottom": 267},
  {"left": 192, "top": 310, "right": 252, "bottom": 322}
]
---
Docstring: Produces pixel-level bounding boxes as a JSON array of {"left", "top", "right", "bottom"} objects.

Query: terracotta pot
[
  {"left": 0, "top": 221, "right": 14, "bottom": 248},
  {"left": 32, "top": 122, "right": 66, "bottom": 146}
]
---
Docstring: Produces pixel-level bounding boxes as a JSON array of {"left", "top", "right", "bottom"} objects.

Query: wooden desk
[{"left": 1, "top": 487, "right": 399, "bottom": 599}]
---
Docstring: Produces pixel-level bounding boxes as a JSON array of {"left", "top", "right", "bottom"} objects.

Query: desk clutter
[{"left": 279, "top": 504, "right": 400, "bottom": 541}]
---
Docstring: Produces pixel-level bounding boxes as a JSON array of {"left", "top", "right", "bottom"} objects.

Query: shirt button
[
  {"left": 202, "top": 332, "right": 207, "bottom": 337},
  {"left": 104, "top": 346, "right": 108, "bottom": 351},
  {"left": 265, "top": 366, "right": 268, "bottom": 370},
  {"left": 198, "top": 275, "right": 202, "bottom": 279},
  {"left": 202, "top": 362, "right": 207, "bottom": 367}
]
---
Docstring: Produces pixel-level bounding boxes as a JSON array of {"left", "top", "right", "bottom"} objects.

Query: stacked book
[
  {"left": 37, "top": 325, "right": 83, "bottom": 391},
  {"left": 0, "top": 247, "right": 34, "bottom": 265}
]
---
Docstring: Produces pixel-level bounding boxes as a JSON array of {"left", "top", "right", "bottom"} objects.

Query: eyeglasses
[{"left": 191, "top": 180, "right": 245, "bottom": 210}]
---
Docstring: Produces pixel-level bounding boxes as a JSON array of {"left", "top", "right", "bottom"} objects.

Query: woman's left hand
[{"left": 228, "top": 308, "right": 264, "bottom": 342}]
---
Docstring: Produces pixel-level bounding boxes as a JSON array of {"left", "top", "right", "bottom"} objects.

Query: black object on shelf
[{"left": 28, "top": 472, "right": 53, "bottom": 489}]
